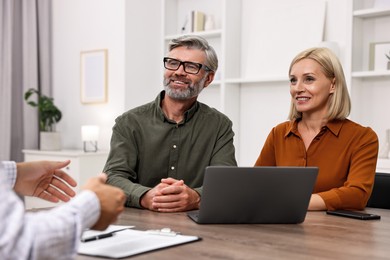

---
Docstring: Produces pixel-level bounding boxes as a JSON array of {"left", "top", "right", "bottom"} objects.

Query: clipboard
[{"left": 77, "top": 225, "right": 201, "bottom": 258}]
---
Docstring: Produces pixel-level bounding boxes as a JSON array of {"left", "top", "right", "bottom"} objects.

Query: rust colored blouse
[{"left": 255, "top": 119, "right": 378, "bottom": 210}]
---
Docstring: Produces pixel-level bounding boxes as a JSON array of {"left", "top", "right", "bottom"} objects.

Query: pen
[{"left": 81, "top": 232, "right": 114, "bottom": 243}]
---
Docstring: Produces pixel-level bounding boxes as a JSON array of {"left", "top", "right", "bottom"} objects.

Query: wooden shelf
[
  {"left": 164, "top": 29, "right": 222, "bottom": 41},
  {"left": 353, "top": 8, "right": 390, "bottom": 18},
  {"left": 351, "top": 70, "right": 390, "bottom": 78},
  {"left": 226, "top": 76, "right": 288, "bottom": 84}
]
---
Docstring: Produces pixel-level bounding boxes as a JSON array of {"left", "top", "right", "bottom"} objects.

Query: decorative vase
[{"left": 40, "top": 132, "right": 61, "bottom": 151}]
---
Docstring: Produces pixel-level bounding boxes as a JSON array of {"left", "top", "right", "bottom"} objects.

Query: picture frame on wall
[
  {"left": 369, "top": 42, "right": 390, "bottom": 71},
  {"left": 80, "top": 49, "right": 108, "bottom": 104}
]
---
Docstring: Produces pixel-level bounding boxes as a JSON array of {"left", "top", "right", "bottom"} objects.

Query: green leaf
[{"left": 23, "top": 88, "right": 62, "bottom": 132}]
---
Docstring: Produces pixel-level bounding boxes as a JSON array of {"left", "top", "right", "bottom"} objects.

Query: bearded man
[{"left": 104, "top": 35, "right": 237, "bottom": 213}]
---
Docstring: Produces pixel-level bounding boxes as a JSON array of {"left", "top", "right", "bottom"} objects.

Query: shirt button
[
  {"left": 173, "top": 145, "right": 177, "bottom": 149},
  {"left": 171, "top": 166, "right": 175, "bottom": 170}
]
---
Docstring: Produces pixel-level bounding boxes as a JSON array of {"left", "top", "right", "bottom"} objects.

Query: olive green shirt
[{"left": 104, "top": 91, "right": 237, "bottom": 208}]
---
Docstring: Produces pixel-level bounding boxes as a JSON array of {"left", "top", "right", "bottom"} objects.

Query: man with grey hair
[{"left": 104, "top": 35, "right": 237, "bottom": 213}]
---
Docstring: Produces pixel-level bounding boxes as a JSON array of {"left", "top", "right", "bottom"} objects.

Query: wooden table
[{"left": 76, "top": 207, "right": 390, "bottom": 259}]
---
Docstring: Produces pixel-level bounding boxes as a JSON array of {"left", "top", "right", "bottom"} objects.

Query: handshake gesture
[{"left": 16, "top": 160, "right": 125, "bottom": 230}]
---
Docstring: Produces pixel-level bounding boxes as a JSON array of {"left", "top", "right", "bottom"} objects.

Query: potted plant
[{"left": 24, "top": 88, "right": 62, "bottom": 150}]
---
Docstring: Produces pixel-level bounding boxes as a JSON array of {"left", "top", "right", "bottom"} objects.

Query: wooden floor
[{"left": 76, "top": 207, "right": 390, "bottom": 260}]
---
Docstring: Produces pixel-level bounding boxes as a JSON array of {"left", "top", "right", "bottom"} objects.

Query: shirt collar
[
  {"left": 285, "top": 118, "right": 345, "bottom": 138},
  {"left": 155, "top": 90, "right": 199, "bottom": 124}
]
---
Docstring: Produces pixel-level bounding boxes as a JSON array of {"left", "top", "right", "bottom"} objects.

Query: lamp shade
[{"left": 81, "top": 125, "right": 99, "bottom": 141}]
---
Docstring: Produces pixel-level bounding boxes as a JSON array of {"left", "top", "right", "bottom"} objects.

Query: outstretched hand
[
  {"left": 82, "top": 173, "right": 126, "bottom": 230},
  {"left": 15, "top": 160, "right": 77, "bottom": 203}
]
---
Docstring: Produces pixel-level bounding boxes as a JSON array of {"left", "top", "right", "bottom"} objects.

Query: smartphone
[{"left": 326, "top": 210, "right": 381, "bottom": 220}]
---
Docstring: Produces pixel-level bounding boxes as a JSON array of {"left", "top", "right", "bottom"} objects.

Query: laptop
[{"left": 187, "top": 166, "right": 318, "bottom": 224}]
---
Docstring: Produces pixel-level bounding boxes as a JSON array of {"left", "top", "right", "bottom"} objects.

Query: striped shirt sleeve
[
  {"left": 0, "top": 161, "right": 100, "bottom": 260},
  {"left": 1, "top": 161, "right": 17, "bottom": 187}
]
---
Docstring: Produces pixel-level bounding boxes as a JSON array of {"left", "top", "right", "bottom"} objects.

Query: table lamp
[{"left": 81, "top": 125, "right": 99, "bottom": 152}]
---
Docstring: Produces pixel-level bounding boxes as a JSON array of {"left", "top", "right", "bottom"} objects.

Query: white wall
[
  {"left": 52, "top": 0, "right": 125, "bottom": 151},
  {"left": 51, "top": 0, "right": 351, "bottom": 165},
  {"left": 52, "top": 0, "right": 162, "bottom": 151},
  {"left": 238, "top": 0, "right": 350, "bottom": 166},
  {"left": 125, "top": 1, "right": 162, "bottom": 111}
]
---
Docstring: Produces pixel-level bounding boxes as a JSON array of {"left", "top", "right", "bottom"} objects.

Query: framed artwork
[
  {"left": 80, "top": 49, "right": 108, "bottom": 104},
  {"left": 369, "top": 42, "right": 390, "bottom": 71}
]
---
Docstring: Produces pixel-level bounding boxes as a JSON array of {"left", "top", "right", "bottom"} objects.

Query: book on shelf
[
  {"left": 181, "top": 10, "right": 205, "bottom": 34},
  {"left": 181, "top": 11, "right": 192, "bottom": 34},
  {"left": 192, "top": 10, "right": 205, "bottom": 32}
]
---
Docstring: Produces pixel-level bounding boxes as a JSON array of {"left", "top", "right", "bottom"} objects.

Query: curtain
[
  {"left": 0, "top": 0, "right": 52, "bottom": 161},
  {"left": 0, "top": 0, "right": 15, "bottom": 161}
]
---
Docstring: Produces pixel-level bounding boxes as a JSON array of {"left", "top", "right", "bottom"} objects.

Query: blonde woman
[{"left": 255, "top": 47, "right": 378, "bottom": 211}]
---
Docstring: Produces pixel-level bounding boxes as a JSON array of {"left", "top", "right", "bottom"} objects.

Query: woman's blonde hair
[{"left": 288, "top": 47, "right": 351, "bottom": 121}]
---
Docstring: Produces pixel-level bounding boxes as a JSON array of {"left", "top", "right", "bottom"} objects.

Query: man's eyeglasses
[{"left": 163, "top": 57, "right": 212, "bottom": 75}]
